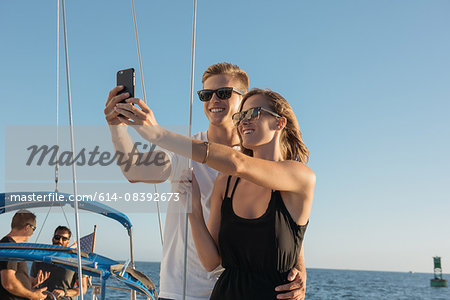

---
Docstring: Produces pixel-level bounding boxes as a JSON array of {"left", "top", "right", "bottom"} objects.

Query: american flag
[{"left": 70, "top": 232, "right": 96, "bottom": 253}]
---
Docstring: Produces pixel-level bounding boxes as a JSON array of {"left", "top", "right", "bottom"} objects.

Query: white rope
[
  {"left": 183, "top": 0, "right": 198, "bottom": 299},
  {"left": 130, "top": 0, "right": 164, "bottom": 247},
  {"left": 61, "top": 0, "right": 84, "bottom": 298}
]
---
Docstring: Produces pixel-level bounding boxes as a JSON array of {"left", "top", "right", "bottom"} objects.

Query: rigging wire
[
  {"left": 56, "top": 0, "right": 71, "bottom": 230},
  {"left": 61, "top": 0, "right": 84, "bottom": 298},
  {"left": 35, "top": 0, "right": 71, "bottom": 245},
  {"left": 182, "top": 0, "right": 198, "bottom": 299},
  {"left": 131, "top": 0, "right": 146, "bottom": 104},
  {"left": 34, "top": 0, "right": 61, "bottom": 244},
  {"left": 55, "top": 0, "right": 60, "bottom": 194},
  {"left": 128, "top": 1, "right": 199, "bottom": 298},
  {"left": 130, "top": 0, "right": 164, "bottom": 246},
  {"left": 34, "top": 205, "right": 53, "bottom": 242},
  {"left": 60, "top": 204, "right": 71, "bottom": 229}
]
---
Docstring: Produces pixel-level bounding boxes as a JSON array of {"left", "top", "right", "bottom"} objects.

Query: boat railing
[{"left": 90, "top": 284, "right": 153, "bottom": 300}]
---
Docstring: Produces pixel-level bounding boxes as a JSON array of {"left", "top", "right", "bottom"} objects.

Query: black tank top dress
[{"left": 210, "top": 176, "right": 308, "bottom": 300}]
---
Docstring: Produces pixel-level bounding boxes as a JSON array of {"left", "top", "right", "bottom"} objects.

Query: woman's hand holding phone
[
  {"left": 104, "top": 86, "right": 130, "bottom": 125},
  {"left": 104, "top": 68, "right": 135, "bottom": 125}
]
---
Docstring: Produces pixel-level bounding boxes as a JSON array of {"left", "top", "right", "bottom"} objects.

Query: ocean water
[
  {"left": 306, "top": 268, "right": 450, "bottom": 300},
  {"left": 91, "top": 262, "right": 450, "bottom": 299}
]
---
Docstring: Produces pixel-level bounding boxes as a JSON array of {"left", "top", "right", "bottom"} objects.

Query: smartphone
[{"left": 116, "top": 68, "right": 135, "bottom": 103}]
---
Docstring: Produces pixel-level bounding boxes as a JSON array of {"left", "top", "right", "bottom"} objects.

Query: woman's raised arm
[{"left": 115, "top": 98, "right": 315, "bottom": 193}]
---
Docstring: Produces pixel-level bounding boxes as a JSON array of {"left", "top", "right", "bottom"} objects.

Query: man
[
  {"left": 30, "top": 226, "right": 87, "bottom": 300},
  {"left": 105, "top": 62, "right": 306, "bottom": 299},
  {"left": 0, "top": 210, "right": 48, "bottom": 300}
]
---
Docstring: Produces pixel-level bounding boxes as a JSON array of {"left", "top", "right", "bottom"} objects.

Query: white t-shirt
[{"left": 159, "top": 131, "right": 223, "bottom": 300}]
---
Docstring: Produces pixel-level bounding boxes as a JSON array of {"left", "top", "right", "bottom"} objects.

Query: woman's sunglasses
[
  {"left": 232, "top": 107, "right": 281, "bottom": 126},
  {"left": 53, "top": 234, "right": 70, "bottom": 242},
  {"left": 197, "top": 87, "right": 244, "bottom": 102}
]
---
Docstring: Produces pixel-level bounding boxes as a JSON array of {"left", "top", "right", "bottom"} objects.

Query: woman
[{"left": 116, "top": 88, "right": 315, "bottom": 299}]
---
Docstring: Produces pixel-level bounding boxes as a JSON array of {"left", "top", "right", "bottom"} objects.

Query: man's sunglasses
[
  {"left": 53, "top": 234, "right": 70, "bottom": 242},
  {"left": 197, "top": 87, "right": 244, "bottom": 102},
  {"left": 27, "top": 223, "right": 36, "bottom": 232},
  {"left": 232, "top": 107, "right": 281, "bottom": 126}
]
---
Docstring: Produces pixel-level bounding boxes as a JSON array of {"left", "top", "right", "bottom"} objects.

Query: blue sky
[{"left": 1, "top": 0, "right": 449, "bottom": 273}]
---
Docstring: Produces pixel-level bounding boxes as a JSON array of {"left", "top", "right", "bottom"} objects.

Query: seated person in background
[
  {"left": 30, "top": 226, "right": 87, "bottom": 300},
  {"left": 0, "top": 209, "right": 48, "bottom": 300}
]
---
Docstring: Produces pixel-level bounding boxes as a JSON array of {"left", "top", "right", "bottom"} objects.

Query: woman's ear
[{"left": 276, "top": 117, "right": 287, "bottom": 130}]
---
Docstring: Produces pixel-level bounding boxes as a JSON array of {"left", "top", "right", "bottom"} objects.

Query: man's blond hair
[{"left": 202, "top": 62, "right": 249, "bottom": 93}]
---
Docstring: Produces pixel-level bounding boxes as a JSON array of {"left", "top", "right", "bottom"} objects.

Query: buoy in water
[{"left": 430, "top": 257, "right": 448, "bottom": 287}]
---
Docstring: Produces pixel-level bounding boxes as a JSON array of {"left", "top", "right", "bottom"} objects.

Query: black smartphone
[{"left": 116, "top": 68, "right": 135, "bottom": 103}]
